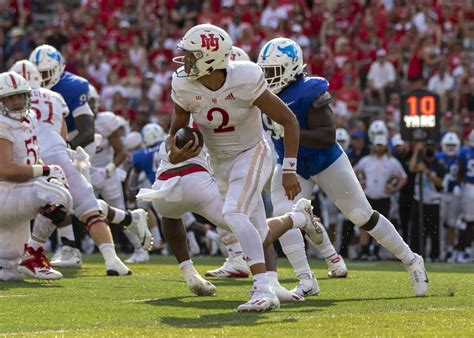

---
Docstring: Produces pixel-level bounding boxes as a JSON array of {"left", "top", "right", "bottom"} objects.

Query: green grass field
[{"left": 0, "top": 255, "right": 473, "bottom": 337}]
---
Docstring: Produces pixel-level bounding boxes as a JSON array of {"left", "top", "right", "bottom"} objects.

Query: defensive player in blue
[
  {"left": 456, "top": 130, "right": 474, "bottom": 262},
  {"left": 258, "top": 37, "right": 429, "bottom": 297},
  {"left": 436, "top": 132, "right": 461, "bottom": 261},
  {"left": 29, "top": 45, "right": 96, "bottom": 156},
  {"left": 132, "top": 123, "right": 166, "bottom": 185}
]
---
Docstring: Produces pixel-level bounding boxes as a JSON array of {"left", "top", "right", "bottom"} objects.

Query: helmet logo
[
  {"left": 200, "top": 34, "right": 219, "bottom": 51},
  {"left": 46, "top": 50, "right": 62, "bottom": 62},
  {"left": 277, "top": 44, "right": 298, "bottom": 61}
]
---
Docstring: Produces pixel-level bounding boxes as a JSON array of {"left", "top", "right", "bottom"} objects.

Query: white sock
[
  {"left": 368, "top": 214, "right": 416, "bottom": 265},
  {"left": 287, "top": 211, "right": 307, "bottom": 228},
  {"left": 226, "top": 242, "right": 243, "bottom": 258},
  {"left": 312, "top": 226, "right": 338, "bottom": 258},
  {"left": 267, "top": 270, "right": 278, "bottom": 280},
  {"left": 253, "top": 272, "right": 271, "bottom": 292},
  {"left": 28, "top": 239, "right": 45, "bottom": 250},
  {"left": 279, "top": 229, "right": 311, "bottom": 276},
  {"left": 99, "top": 243, "right": 118, "bottom": 262},
  {"left": 123, "top": 228, "right": 142, "bottom": 251},
  {"left": 151, "top": 226, "right": 162, "bottom": 242},
  {"left": 58, "top": 224, "right": 75, "bottom": 242},
  {"left": 32, "top": 214, "right": 57, "bottom": 243},
  {"left": 179, "top": 259, "right": 198, "bottom": 277},
  {"left": 111, "top": 208, "right": 128, "bottom": 225}
]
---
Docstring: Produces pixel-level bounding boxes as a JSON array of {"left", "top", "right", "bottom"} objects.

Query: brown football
[{"left": 175, "top": 127, "right": 204, "bottom": 149}]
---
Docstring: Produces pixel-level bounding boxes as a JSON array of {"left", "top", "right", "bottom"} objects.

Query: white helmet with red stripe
[
  {"left": 0, "top": 71, "right": 31, "bottom": 120},
  {"left": 10, "top": 60, "right": 42, "bottom": 89}
]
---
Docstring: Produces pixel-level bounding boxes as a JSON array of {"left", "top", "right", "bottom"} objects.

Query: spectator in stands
[
  {"left": 365, "top": 49, "right": 396, "bottom": 106},
  {"left": 428, "top": 61, "right": 455, "bottom": 113}
]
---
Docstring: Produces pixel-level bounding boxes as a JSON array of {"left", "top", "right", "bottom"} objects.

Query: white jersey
[
  {"left": 0, "top": 111, "right": 39, "bottom": 174},
  {"left": 30, "top": 87, "right": 69, "bottom": 157},
  {"left": 171, "top": 61, "right": 267, "bottom": 157},
  {"left": 155, "top": 142, "right": 211, "bottom": 179},
  {"left": 92, "top": 111, "right": 124, "bottom": 168}
]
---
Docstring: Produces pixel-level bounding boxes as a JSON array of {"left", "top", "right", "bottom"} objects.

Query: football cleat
[
  {"left": 105, "top": 257, "right": 132, "bottom": 276},
  {"left": 291, "top": 273, "right": 320, "bottom": 297},
  {"left": 205, "top": 255, "right": 249, "bottom": 278},
  {"left": 125, "top": 248, "right": 150, "bottom": 264},
  {"left": 185, "top": 273, "right": 217, "bottom": 296},
  {"left": 406, "top": 254, "right": 429, "bottom": 296},
  {"left": 18, "top": 244, "right": 63, "bottom": 280},
  {"left": 269, "top": 277, "right": 304, "bottom": 302},
  {"left": 293, "top": 198, "right": 324, "bottom": 245},
  {"left": 51, "top": 245, "right": 82, "bottom": 268},
  {"left": 326, "top": 254, "right": 348, "bottom": 278},
  {"left": 237, "top": 287, "right": 280, "bottom": 312},
  {"left": 128, "top": 209, "right": 153, "bottom": 251}
]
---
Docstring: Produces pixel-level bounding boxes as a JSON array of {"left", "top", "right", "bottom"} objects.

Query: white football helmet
[
  {"left": 441, "top": 132, "right": 461, "bottom": 156},
  {"left": 174, "top": 24, "right": 233, "bottom": 80},
  {"left": 336, "top": 128, "right": 350, "bottom": 150},
  {"left": 368, "top": 120, "right": 388, "bottom": 144},
  {"left": 142, "top": 123, "right": 166, "bottom": 147},
  {"left": 29, "top": 44, "right": 65, "bottom": 89},
  {"left": 0, "top": 71, "right": 31, "bottom": 120},
  {"left": 230, "top": 46, "right": 250, "bottom": 61},
  {"left": 257, "top": 37, "right": 305, "bottom": 94},
  {"left": 88, "top": 84, "right": 100, "bottom": 115},
  {"left": 10, "top": 60, "right": 42, "bottom": 89}
]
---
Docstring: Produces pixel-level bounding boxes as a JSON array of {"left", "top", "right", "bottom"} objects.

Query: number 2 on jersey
[
  {"left": 31, "top": 99, "right": 54, "bottom": 124},
  {"left": 207, "top": 108, "right": 235, "bottom": 133}
]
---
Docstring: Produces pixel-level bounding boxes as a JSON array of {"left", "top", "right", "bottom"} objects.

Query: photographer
[{"left": 409, "top": 140, "right": 446, "bottom": 261}]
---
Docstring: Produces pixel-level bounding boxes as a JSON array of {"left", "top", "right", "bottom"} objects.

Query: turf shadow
[{"left": 0, "top": 280, "right": 64, "bottom": 290}]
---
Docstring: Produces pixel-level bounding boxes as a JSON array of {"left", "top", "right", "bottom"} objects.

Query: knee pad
[
  {"left": 85, "top": 212, "right": 107, "bottom": 231},
  {"left": 223, "top": 213, "right": 251, "bottom": 233},
  {"left": 97, "top": 199, "right": 109, "bottom": 218},
  {"left": 360, "top": 211, "right": 380, "bottom": 231},
  {"left": 349, "top": 207, "right": 373, "bottom": 227},
  {"left": 39, "top": 204, "right": 68, "bottom": 226}
]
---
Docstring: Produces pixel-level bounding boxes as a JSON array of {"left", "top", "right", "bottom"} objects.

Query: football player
[
  {"left": 0, "top": 71, "right": 72, "bottom": 281},
  {"left": 436, "top": 132, "right": 461, "bottom": 261},
  {"left": 10, "top": 60, "right": 147, "bottom": 276},
  {"left": 143, "top": 24, "right": 324, "bottom": 312},
  {"left": 456, "top": 130, "right": 474, "bottom": 262},
  {"left": 258, "top": 37, "right": 428, "bottom": 297}
]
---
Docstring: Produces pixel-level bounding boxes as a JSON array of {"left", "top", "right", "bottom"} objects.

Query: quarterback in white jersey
[
  {"left": 0, "top": 71, "right": 72, "bottom": 281},
  {"left": 10, "top": 60, "right": 133, "bottom": 277},
  {"left": 167, "top": 24, "right": 324, "bottom": 312}
]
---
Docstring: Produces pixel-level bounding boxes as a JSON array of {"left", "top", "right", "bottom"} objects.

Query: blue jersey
[
  {"left": 459, "top": 146, "right": 474, "bottom": 184},
  {"left": 262, "top": 75, "right": 342, "bottom": 179},
  {"left": 132, "top": 143, "right": 162, "bottom": 184},
  {"left": 51, "top": 71, "right": 90, "bottom": 133},
  {"left": 435, "top": 151, "right": 459, "bottom": 192}
]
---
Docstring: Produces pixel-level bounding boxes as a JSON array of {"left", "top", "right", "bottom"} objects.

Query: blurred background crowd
[{"left": 1, "top": 0, "right": 473, "bottom": 262}]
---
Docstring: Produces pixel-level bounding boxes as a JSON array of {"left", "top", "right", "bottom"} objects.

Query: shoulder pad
[
  {"left": 0, "top": 118, "right": 15, "bottom": 142},
  {"left": 230, "top": 62, "right": 267, "bottom": 101}
]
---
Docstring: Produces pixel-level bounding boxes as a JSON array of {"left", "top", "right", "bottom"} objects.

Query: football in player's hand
[{"left": 175, "top": 127, "right": 204, "bottom": 149}]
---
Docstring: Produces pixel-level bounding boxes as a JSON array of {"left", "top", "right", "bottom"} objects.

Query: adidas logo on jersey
[{"left": 225, "top": 93, "right": 235, "bottom": 100}]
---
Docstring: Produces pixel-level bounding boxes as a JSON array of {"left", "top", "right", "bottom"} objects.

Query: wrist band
[
  {"left": 32, "top": 165, "right": 49, "bottom": 177},
  {"left": 282, "top": 157, "right": 297, "bottom": 171},
  {"left": 105, "top": 162, "right": 116, "bottom": 173}
]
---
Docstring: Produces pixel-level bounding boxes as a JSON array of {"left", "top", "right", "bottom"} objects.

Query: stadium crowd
[{"left": 0, "top": 0, "right": 473, "bottom": 263}]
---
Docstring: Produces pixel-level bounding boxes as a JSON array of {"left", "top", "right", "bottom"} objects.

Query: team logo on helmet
[
  {"left": 200, "top": 34, "right": 220, "bottom": 51},
  {"left": 277, "top": 44, "right": 299, "bottom": 61}
]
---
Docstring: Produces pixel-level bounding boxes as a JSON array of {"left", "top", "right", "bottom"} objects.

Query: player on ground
[
  {"left": 166, "top": 24, "right": 323, "bottom": 311},
  {"left": 258, "top": 37, "right": 428, "bottom": 297},
  {"left": 0, "top": 71, "right": 72, "bottom": 281}
]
